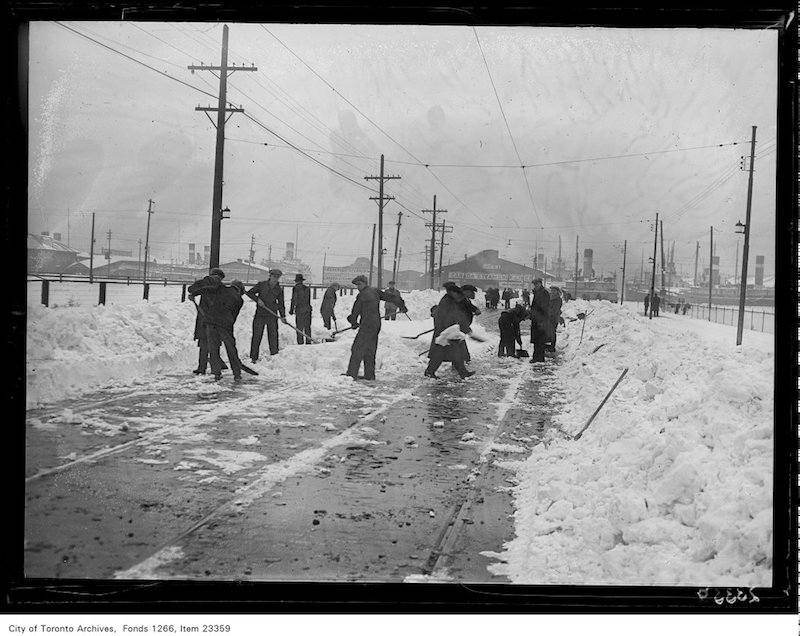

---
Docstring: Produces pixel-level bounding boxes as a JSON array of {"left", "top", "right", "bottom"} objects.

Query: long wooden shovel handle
[
  {"left": 251, "top": 298, "right": 321, "bottom": 344},
  {"left": 573, "top": 367, "right": 628, "bottom": 440}
]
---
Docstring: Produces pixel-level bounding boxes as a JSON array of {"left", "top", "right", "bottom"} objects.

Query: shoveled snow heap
[
  {"left": 25, "top": 287, "right": 490, "bottom": 407},
  {"left": 486, "top": 299, "right": 773, "bottom": 587}
]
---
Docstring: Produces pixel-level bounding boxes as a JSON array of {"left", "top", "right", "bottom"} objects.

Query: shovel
[
  {"left": 251, "top": 298, "right": 324, "bottom": 344},
  {"left": 402, "top": 327, "right": 435, "bottom": 340},
  {"left": 189, "top": 296, "right": 258, "bottom": 375}
]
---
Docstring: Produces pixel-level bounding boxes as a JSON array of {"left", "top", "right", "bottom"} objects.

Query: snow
[
  {"left": 26, "top": 289, "right": 774, "bottom": 586},
  {"left": 486, "top": 300, "right": 774, "bottom": 586}
]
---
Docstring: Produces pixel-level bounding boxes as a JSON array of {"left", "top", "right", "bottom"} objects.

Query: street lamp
[{"left": 221, "top": 206, "right": 231, "bottom": 220}]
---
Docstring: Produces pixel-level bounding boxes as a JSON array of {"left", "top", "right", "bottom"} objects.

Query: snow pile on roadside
[
  {"left": 25, "top": 288, "right": 492, "bottom": 407},
  {"left": 490, "top": 300, "right": 774, "bottom": 586}
]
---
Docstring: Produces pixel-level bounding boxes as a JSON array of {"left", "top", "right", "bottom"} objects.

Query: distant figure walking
[
  {"left": 320, "top": 282, "right": 340, "bottom": 330},
  {"left": 502, "top": 287, "right": 513, "bottom": 309},
  {"left": 289, "top": 273, "right": 313, "bottom": 344},
  {"left": 652, "top": 292, "right": 661, "bottom": 317},
  {"left": 521, "top": 288, "right": 531, "bottom": 309},
  {"left": 643, "top": 294, "right": 650, "bottom": 316}
]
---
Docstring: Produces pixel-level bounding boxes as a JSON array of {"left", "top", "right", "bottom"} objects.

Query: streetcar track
[
  {"left": 25, "top": 381, "right": 311, "bottom": 483},
  {"left": 111, "top": 392, "right": 411, "bottom": 579},
  {"left": 424, "top": 365, "right": 551, "bottom": 578}
]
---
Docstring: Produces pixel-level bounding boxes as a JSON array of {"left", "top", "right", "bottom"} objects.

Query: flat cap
[{"left": 351, "top": 274, "right": 368, "bottom": 285}]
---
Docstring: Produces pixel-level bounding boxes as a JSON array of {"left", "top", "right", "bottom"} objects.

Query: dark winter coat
[
  {"left": 320, "top": 285, "right": 338, "bottom": 317},
  {"left": 428, "top": 293, "right": 472, "bottom": 363},
  {"left": 348, "top": 286, "right": 406, "bottom": 330},
  {"left": 188, "top": 274, "right": 223, "bottom": 339},
  {"left": 382, "top": 288, "right": 404, "bottom": 315},
  {"left": 530, "top": 286, "right": 551, "bottom": 339},
  {"left": 189, "top": 276, "right": 243, "bottom": 332},
  {"left": 290, "top": 283, "right": 312, "bottom": 315},
  {"left": 246, "top": 280, "right": 286, "bottom": 319}
]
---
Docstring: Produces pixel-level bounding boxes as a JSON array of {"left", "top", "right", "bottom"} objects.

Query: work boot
[
  {"left": 213, "top": 373, "right": 222, "bottom": 381},
  {"left": 460, "top": 371, "right": 476, "bottom": 378},
  {"left": 193, "top": 369, "right": 206, "bottom": 375},
  {"left": 233, "top": 376, "right": 242, "bottom": 383},
  {"left": 424, "top": 372, "right": 439, "bottom": 379}
]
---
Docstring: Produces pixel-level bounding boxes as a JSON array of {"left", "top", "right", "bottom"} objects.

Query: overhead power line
[{"left": 472, "top": 27, "right": 541, "bottom": 227}]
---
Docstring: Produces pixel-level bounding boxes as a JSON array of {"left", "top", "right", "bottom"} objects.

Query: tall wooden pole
[
  {"left": 708, "top": 226, "right": 713, "bottom": 320},
  {"left": 736, "top": 125, "right": 757, "bottom": 345},
  {"left": 648, "top": 213, "right": 658, "bottom": 319}
]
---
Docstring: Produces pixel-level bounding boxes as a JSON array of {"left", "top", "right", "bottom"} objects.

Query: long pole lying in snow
[{"left": 573, "top": 367, "right": 629, "bottom": 440}]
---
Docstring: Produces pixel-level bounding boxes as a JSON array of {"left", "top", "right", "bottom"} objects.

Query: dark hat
[
  {"left": 352, "top": 274, "right": 368, "bottom": 285},
  {"left": 330, "top": 282, "right": 341, "bottom": 288},
  {"left": 294, "top": 273, "right": 305, "bottom": 282},
  {"left": 269, "top": 268, "right": 283, "bottom": 277},
  {"left": 230, "top": 280, "right": 245, "bottom": 294},
  {"left": 532, "top": 277, "right": 543, "bottom": 284},
  {"left": 443, "top": 281, "right": 459, "bottom": 290},
  {"left": 461, "top": 284, "right": 478, "bottom": 292},
  {"left": 387, "top": 280, "right": 396, "bottom": 285},
  {"left": 210, "top": 268, "right": 225, "bottom": 279}
]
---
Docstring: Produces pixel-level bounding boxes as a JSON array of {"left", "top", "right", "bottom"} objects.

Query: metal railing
[
  {"left": 27, "top": 275, "right": 357, "bottom": 308},
  {"left": 638, "top": 301, "right": 774, "bottom": 334}
]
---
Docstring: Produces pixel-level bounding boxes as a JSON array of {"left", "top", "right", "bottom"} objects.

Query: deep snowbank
[{"left": 487, "top": 300, "right": 774, "bottom": 586}]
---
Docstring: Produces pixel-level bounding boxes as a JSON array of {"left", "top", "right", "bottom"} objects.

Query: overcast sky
[{"left": 28, "top": 21, "right": 778, "bottom": 280}]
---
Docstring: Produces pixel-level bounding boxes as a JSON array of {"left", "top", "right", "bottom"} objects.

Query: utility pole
[
  {"left": 397, "top": 247, "right": 402, "bottom": 279},
  {"left": 734, "top": 240, "right": 739, "bottom": 287},
  {"left": 648, "top": 213, "right": 658, "bottom": 319},
  {"left": 708, "top": 226, "right": 713, "bottom": 319},
  {"left": 392, "top": 210, "right": 403, "bottom": 282},
  {"left": 89, "top": 212, "right": 95, "bottom": 284},
  {"left": 640, "top": 249, "right": 644, "bottom": 285},
  {"left": 106, "top": 230, "right": 112, "bottom": 271},
  {"left": 143, "top": 198, "right": 154, "bottom": 283},
  {"left": 246, "top": 234, "right": 255, "bottom": 283},
  {"left": 573, "top": 235, "right": 579, "bottom": 299},
  {"left": 437, "top": 221, "right": 453, "bottom": 286},
  {"left": 423, "top": 196, "right": 447, "bottom": 289},
  {"left": 322, "top": 251, "right": 327, "bottom": 285},
  {"left": 619, "top": 240, "right": 627, "bottom": 305},
  {"left": 189, "top": 25, "right": 257, "bottom": 270},
  {"left": 138, "top": 239, "right": 142, "bottom": 277},
  {"left": 365, "top": 154, "right": 400, "bottom": 289},
  {"left": 368, "top": 224, "right": 376, "bottom": 286},
  {"left": 736, "top": 125, "right": 757, "bottom": 346},
  {"left": 659, "top": 219, "right": 666, "bottom": 293},
  {"left": 693, "top": 241, "right": 700, "bottom": 287}
]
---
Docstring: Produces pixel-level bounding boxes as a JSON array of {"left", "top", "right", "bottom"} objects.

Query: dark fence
[{"left": 28, "top": 275, "right": 356, "bottom": 308}]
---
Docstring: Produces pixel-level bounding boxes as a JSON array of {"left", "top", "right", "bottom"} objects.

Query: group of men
[
  {"left": 496, "top": 278, "right": 564, "bottom": 362},
  {"left": 188, "top": 268, "right": 567, "bottom": 384},
  {"left": 188, "top": 268, "right": 409, "bottom": 382}
]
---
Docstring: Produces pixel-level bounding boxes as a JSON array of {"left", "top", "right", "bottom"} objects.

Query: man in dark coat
[
  {"left": 189, "top": 277, "right": 246, "bottom": 381},
  {"left": 188, "top": 267, "right": 226, "bottom": 374},
  {"left": 502, "top": 287, "right": 513, "bottom": 309},
  {"left": 521, "top": 288, "right": 531, "bottom": 309},
  {"left": 498, "top": 305, "right": 527, "bottom": 357},
  {"left": 246, "top": 268, "right": 288, "bottom": 361},
  {"left": 644, "top": 293, "right": 650, "bottom": 316},
  {"left": 424, "top": 283, "right": 475, "bottom": 379},
  {"left": 529, "top": 278, "right": 550, "bottom": 363},
  {"left": 547, "top": 286, "right": 563, "bottom": 352},
  {"left": 652, "top": 292, "right": 661, "bottom": 317},
  {"left": 383, "top": 280, "right": 404, "bottom": 320},
  {"left": 289, "top": 273, "right": 313, "bottom": 344},
  {"left": 320, "top": 282, "right": 340, "bottom": 330},
  {"left": 345, "top": 274, "right": 407, "bottom": 380}
]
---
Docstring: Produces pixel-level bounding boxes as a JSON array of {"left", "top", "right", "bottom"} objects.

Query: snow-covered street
[{"left": 24, "top": 288, "right": 774, "bottom": 585}]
